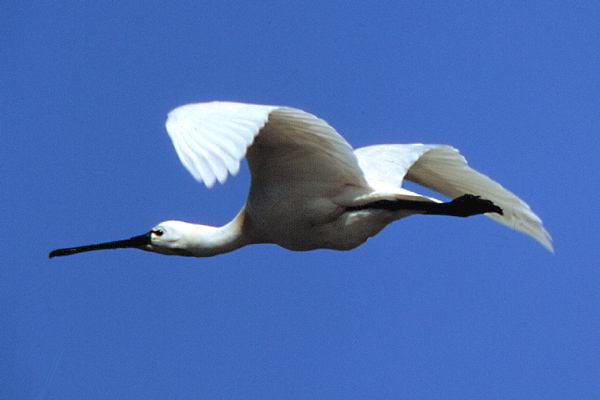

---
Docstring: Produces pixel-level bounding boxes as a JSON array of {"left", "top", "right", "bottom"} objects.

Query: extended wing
[
  {"left": 166, "top": 101, "right": 278, "bottom": 187},
  {"left": 166, "top": 101, "right": 369, "bottom": 195},
  {"left": 355, "top": 144, "right": 553, "bottom": 252}
]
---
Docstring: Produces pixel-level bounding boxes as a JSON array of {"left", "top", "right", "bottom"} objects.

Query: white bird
[{"left": 49, "top": 101, "right": 553, "bottom": 258}]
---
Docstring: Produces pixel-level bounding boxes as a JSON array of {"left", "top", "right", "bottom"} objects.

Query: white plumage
[
  {"left": 49, "top": 101, "right": 552, "bottom": 259},
  {"left": 166, "top": 102, "right": 277, "bottom": 187}
]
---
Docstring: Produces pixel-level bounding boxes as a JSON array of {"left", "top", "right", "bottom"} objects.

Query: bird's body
[
  {"left": 240, "top": 107, "right": 393, "bottom": 251},
  {"left": 49, "top": 101, "right": 552, "bottom": 259}
]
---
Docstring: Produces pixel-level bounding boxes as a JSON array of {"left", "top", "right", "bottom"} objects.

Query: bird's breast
[{"left": 243, "top": 197, "right": 394, "bottom": 251}]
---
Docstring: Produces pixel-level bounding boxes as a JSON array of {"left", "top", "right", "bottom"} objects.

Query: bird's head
[
  {"left": 49, "top": 220, "right": 199, "bottom": 258},
  {"left": 145, "top": 220, "right": 198, "bottom": 256}
]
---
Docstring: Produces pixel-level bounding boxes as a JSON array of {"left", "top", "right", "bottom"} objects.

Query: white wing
[
  {"left": 355, "top": 144, "right": 439, "bottom": 194},
  {"left": 244, "top": 106, "right": 369, "bottom": 197},
  {"left": 165, "top": 102, "right": 368, "bottom": 193},
  {"left": 166, "top": 101, "right": 278, "bottom": 187},
  {"left": 355, "top": 144, "right": 553, "bottom": 252}
]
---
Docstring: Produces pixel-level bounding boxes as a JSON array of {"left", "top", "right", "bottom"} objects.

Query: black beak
[{"left": 49, "top": 231, "right": 153, "bottom": 258}]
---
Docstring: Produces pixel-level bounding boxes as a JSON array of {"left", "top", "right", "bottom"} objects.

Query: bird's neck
[{"left": 185, "top": 210, "right": 249, "bottom": 257}]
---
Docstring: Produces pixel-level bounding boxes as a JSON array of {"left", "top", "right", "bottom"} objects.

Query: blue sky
[{"left": 2, "top": 2, "right": 599, "bottom": 399}]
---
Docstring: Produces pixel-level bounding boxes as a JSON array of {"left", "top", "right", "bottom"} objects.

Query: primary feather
[{"left": 166, "top": 102, "right": 277, "bottom": 187}]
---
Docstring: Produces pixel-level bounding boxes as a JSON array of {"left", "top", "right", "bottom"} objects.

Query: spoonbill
[{"left": 49, "top": 101, "right": 553, "bottom": 258}]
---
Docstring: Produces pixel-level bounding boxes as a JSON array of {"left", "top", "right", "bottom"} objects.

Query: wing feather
[
  {"left": 166, "top": 101, "right": 277, "bottom": 187},
  {"left": 165, "top": 101, "right": 369, "bottom": 197},
  {"left": 354, "top": 144, "right": 439, "bottom": 193},
  {"left": 244, "top": 107, "right": 370, "bottom": 202},
  {"left": 355, "top": 144, "right": 553, "bottom": 252}
]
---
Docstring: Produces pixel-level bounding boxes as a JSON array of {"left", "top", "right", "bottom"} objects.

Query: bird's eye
[{"left": 153, "top": 228, "right": 164, "bottom": 236}]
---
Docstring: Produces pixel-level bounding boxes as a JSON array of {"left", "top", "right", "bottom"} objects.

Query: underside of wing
[
  {"left": 356, "top": 144, "right": 553, "bottom": 252},
  {"left": 354, "top": 144, "right": 439, "bottom": 194},
  {"left": 165, "top": 102, "right": 369, "bottom": 197},
  {"left": 165, "top": 101, "right": 277, "bottom": 187},
  {"left": 246, "top": 107, "right": 369, "bottom": 196}
]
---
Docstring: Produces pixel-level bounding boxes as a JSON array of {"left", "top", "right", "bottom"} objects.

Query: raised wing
[
  {"left": 166, "top": 101, "right": 277, "bottom": 187},
  {"left": 244, "top": 106, "right": 369, "bottom": 199},
  {"left": 165, "top": 102, "right": 369, "bottom": 195},
  {"left": 355, "top": 144, "right": 553, "bottom": 252}
]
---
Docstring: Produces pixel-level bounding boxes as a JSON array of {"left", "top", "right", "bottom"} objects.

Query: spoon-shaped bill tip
[{"left": 49, "top": 232, "right": 152, "bottom": 258}]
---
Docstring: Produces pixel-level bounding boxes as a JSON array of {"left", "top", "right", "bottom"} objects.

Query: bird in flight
[{"left": 49, "top": 102, "right": 552, "bottom": 258}]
